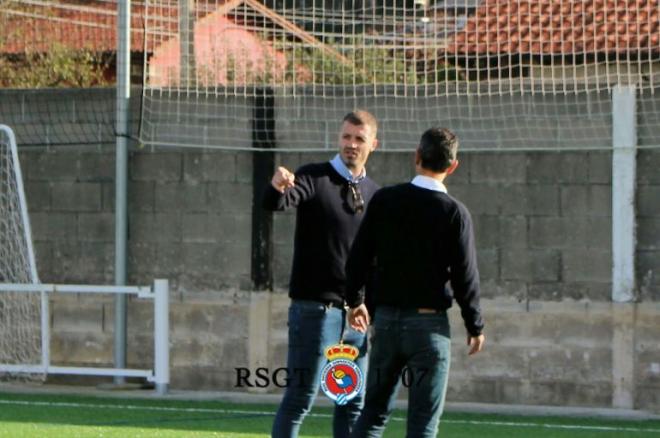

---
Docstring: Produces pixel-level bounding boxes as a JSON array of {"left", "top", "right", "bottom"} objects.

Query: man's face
[{"left": 338, "top": 121, "right": 378, "bottom": 172}]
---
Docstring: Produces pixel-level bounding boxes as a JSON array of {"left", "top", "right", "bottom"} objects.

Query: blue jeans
[
  {"left": 350, "top": 307, "right": 451, "bottom": 438},
  {"left": 272, "top": 299, "right": 368, "bottom": 438}
]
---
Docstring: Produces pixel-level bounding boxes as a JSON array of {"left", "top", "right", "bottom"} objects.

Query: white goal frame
[
  {"left": 0, "top": 124, "right": 38, "bottom": 283},
  {"left": 0, "top": 280, "right": 170, "bottom": 395}
]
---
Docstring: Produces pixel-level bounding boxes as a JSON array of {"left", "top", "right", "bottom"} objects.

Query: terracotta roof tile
[
  {"left": 3, "top": 0, "right": 658, "bottom": 58},
  {"left": 0, "top": 0, "right": 206, "bottom": 54},
  {"left": 447, "top": 0, "right": 660, "bottom": 55},
  {"left": 1, "top": 1, "right": 150, "bottom": 54}
]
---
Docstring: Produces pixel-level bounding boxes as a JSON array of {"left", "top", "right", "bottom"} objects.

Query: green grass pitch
[{"left": 0, "top": 392, "right": 659, "bottom": 437}]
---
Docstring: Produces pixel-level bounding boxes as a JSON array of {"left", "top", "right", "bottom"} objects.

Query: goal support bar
[{"left": 0, "top": 279, "right": 170, "bottom": 395}]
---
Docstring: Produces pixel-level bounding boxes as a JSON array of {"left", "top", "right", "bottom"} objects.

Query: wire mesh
[{"left": 0, "top": 126, "right": 42, "bottom": 378}]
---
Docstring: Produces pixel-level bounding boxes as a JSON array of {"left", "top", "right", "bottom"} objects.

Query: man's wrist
[
  {"left": 270, "top": 181, "right": 285, "bottom": 193},
  {"left": 347, "top": 299, "right": 364, "bottom": 309}
]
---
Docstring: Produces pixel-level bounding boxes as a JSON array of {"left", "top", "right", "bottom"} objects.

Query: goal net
[
  {"left": 139, "top": 0, "right": 660, "bottom": 152},
  {"left": 0, "top": 125, "right": 42, "bottom": 378}
]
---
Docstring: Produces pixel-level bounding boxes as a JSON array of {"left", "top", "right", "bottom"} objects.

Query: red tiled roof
[
  {"left": 0, "top": 0, "right": 177, "bottom": 54},
  {"left": 6, "top": 0, "right": 657, "bottom": 58},
  {"left": 447, "top": 0, "right": 660, "bottom": 55}
]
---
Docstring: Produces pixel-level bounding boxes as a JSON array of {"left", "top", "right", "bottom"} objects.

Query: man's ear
[
  {"left": 446, "top": 159, "right": 459, "bottom": 175},
  {"left": 415, "top": 149, "right": 421, "bottom": 166},
  {"left": 371, "top": 138, "right": 379, "bottom": 152}
]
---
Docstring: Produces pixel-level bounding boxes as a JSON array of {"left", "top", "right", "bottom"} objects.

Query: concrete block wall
[
  {"left": 0, "top": 88, "right": 129, "bottom": 147},
  {"left": 3, "top": 89, "right": 660, "bottom": 412},
  {"left": 637, "top": 150, "right": 660, "bottom": 301},
  {"left": 48, "top": 293, "right": 251, "bottom": 390},
  {"left": 451, "top": 151, "right": 614, "bottom": 302},
  {"left": 17, "top": 139, "right": 255, "bottom": 388},
  {"left": 125, "top": 149, "right": 254, "bottom": 292}
]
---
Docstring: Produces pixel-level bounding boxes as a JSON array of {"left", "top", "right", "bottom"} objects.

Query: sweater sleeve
[
  {"left": 345, "top": 192, "right": 379, "bottom": 308},
  {"left": 262, "top": 168, "right": 316, "bottom": 211},
  {"left": 449, "top": 206, "right": 485, "bottom": 337}
]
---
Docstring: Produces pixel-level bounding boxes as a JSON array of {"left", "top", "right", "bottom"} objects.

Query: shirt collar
[
  {"left": 411, "top": 175, "right": 448, "bottom": 193},
  {"left": 330, "top": 154, "right": 365, "bottom": 183}
]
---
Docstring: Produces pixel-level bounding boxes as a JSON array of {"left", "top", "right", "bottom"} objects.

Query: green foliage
[
  {"left": 174, "top": 32, "right": 462, "bottom": 87},
  {"left": 0, "top": 6, "right": 111, "bottom": 90},
  {"left": 0, "top": 43, "right": 111, "bottom": 88},
  {"left": 282, "top": 37, "right": 461, "bottom": 86}
]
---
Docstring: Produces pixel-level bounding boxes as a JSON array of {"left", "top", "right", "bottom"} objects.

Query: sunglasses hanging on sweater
[{"left": 347, "top": 182, "right": 365, "bottom": 214}]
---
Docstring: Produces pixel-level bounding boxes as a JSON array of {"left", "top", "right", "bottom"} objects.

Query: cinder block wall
[{"left": 3, "top": 89, "right": 660, "bottom": 411}]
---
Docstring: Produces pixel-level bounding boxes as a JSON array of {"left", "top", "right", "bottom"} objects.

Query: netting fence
[{"left": 0, "top": 0, "right": 659, "bottom": 151}]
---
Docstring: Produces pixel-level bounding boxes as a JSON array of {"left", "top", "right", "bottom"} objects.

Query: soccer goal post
[
  {"left": 0, "top": 124, "right": 43, "bottom": 378},
  {"left": 0, "top": 125, "right": 169, "bottom": 394}
]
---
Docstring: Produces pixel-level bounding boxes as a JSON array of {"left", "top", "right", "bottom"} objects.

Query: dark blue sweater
[
  {"left": 345, "top": 182, "right": 484, "bottom": 336},
  {"left": 263, "top": 162, "right": 379, "bottom": 305}
]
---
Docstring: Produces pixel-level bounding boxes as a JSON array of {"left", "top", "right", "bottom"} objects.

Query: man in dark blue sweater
[
  {"left": 345, "top": 127, "right": 485, "bottom": 438},
  {"left": 263, "top": 110, "right": 380, "bottom": 438}
]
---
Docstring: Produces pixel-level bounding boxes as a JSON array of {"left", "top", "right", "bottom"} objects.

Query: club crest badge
[{"left": 320, "top": 343, "right": 364, "bottom": 405}]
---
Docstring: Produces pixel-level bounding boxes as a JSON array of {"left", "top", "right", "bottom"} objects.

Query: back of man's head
[
  {"left": 343, "top": 110, "right": 378, "bottom": 136},
  {"left": 417, "top": 127, "right": 458, "bottom": 173}
]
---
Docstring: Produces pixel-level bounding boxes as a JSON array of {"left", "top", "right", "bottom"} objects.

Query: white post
[
  {"left": 153, "top": 279, "right": 170, "bottom": 395},
  {"left": 611, "top": 85, "right": 637, "bottom": 303},
  {"left": 2, "top": 125, "right": 46, "bottom": 370},
  {"left": 114, "top": 0, "right": 131, "bottom": 384},
  {"left": 41, "top": 292, "right": 50, "bottom": 371},
  {"left": 611, "top": 84, "right": 637, "bottom": 410}
]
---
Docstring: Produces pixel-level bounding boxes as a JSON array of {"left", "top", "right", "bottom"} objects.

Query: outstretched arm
[{"left": 262, "top": 166, "right": 315, "bottom": 211}]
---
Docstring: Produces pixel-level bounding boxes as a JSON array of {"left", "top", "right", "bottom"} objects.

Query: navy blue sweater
[
  {"left": 263, "top": 162, "right": 379, "bottom": 305},
  {"left": 345, "top": 182, "right": 484, "bottom": 336}
]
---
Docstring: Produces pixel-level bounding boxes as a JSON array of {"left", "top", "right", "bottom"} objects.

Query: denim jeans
[
  {"left": 272, "top": 299, "right": 368, "bottom": 438},
  {"left": 350, "top": 307, "right": 451, "bottom": 438}
]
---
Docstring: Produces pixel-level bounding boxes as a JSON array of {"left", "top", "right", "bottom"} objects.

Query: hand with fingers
[
  {"left": 271, "top": 166, "right": 296, "bottom": 193},
  {"left": 348, "top": 304, "right": 370, "bottom": 333},
  {"left": 467, "top": 334, "right": 485, "bottom": 356}
]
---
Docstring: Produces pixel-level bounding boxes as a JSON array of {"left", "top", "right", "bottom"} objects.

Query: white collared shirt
[
  {"left": 411, "top": 175, "right": 448, "bottom": 193},
  {"left": 329, "top": 154, "right": 365, "bottom": 183}
]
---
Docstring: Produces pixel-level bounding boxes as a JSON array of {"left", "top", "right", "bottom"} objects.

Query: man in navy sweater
[
  {"left": 345, "top": 127, "right": 485, "bottom": 438},
  {"left": 263, "top": 110, "right": 380, "bottom": 438}
]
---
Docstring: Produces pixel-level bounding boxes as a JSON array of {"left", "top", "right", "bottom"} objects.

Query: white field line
[{"left": 0, "top": 399, "right": 659, "bottom": 434}]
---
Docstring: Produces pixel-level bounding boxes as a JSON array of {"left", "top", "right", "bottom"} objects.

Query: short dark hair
[
  {"left": 343, "top": 110, "right": 378, "bottom": 136},
  {"left": 417, "top": 127, "right": 458, "bottom": 173}
]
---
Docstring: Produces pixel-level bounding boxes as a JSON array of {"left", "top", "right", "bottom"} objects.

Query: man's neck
[
  {"left": 331, "top": 155, "right": 365, "bottom": 181},
  {"left": 417, "top": 167, "right": 447, "bottom": 182},
  {"left": 349, "top": 165, "right": 364, "bottom": 178}
]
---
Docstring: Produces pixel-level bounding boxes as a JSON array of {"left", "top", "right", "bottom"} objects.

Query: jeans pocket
[{"left": 288, "top": 302, "right": 328, "bottom": 346}]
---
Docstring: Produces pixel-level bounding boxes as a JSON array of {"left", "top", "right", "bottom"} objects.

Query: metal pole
[
  {"left": 154, "top": 279, "right": 170, "bottom": 395},
  {"left": 251, "top": 88, "right": 275, "bottom": 291},
  {"left": 114, "top": 0, "right": 130, "bottom": 384},
  {"left": 179, "top": 0, "right": 196, "bottom": 87}
]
